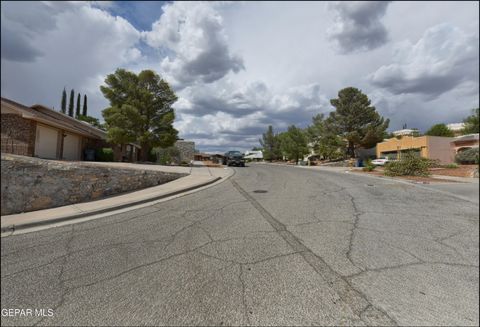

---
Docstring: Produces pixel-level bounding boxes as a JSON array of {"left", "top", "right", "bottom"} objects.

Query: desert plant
[
  {"left": 442, "top": 163, "right": 459, "bottom": 169},
  {"left": 362, "top": 159, "right": 376, "bottom": 172},
  {"left": 384, "top": 151, "right": 430, "bottom": 176},
  {"left": 455, "top": 148, "right": 479, "bottom": 164}
]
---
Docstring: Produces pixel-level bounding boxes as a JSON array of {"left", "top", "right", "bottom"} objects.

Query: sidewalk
[{"left": 1, "top": 164, "right": 233, "bottom": 233}]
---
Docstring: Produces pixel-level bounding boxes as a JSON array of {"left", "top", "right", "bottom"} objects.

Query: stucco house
[
  {"left": 1, "top": 97, "right": 138, "bottom": 162},
  {"left": 376, "top": 135, "right": 455, "bottom": 164},
  {"left": 451, "top": 133, "right": 479, "bottom": 154}
]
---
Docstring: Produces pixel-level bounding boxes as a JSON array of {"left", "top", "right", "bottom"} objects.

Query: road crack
[{"left": 230, "top": 179, "right": 397, "bottom": 326}]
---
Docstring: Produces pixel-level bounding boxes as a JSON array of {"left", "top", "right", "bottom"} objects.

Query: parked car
[
  {"left": 223, "top": 150, "right": 245, "bottom": 167},
  {"left": 371, "top": 157, "right": 391, "bottom": 166}
]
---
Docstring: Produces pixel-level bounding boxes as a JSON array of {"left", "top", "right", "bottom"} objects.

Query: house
[
  {"left": 1, "top": 97, "right": 138, "bottom": 162},
  {"left": 451, "top": 133, "right": 479, "bottom": 154},
  {"left": 376, "top": 135, "right": 455, "bottom": 164},
  {"left": 194, "top": 153, "right": 211, "bottom": 161},
  {"left": 210, "top": 154, "right": 225, "bottom": 164},
  {"left": 392, "top": 128, "right": 420, "bottom": 137}
]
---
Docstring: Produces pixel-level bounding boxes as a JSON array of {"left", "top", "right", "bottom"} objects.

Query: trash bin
[
  {"left": 84, "top": 149, "right": 95, "bottom": 161},
  {"left": 356, "top": 159, "right": 363, "bottom": 167}
]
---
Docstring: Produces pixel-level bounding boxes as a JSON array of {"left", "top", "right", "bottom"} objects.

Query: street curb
[{"left": 1, "top": 176, "right": 222, "bottom": 234}]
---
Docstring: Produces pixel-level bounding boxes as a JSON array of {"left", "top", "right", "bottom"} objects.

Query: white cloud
[
  {"left": 369, "top": 23, "right": 479, "bottom": 98},
  {"left": 143, "top": 1, "right": 244, "bottom": 88},
  {"left": 1, "top": 2, "right": 142, "bottom": 117}
]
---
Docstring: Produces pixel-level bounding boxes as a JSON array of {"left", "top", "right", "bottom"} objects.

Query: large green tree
[
  {"left": 68, "top": 89, "right": 75, "bottom": 117},
  {"left": 278, "top": 125, "right": 309, "bottom": 164},
  {"left": 61, "top": 88, "right": 67, "bottom": 114},
  {"left": 101, "top": 69, "right": 178, "bottom": 161},
  {"left": 463, "top": 108, "right": 479, "bottom": 134},
  {"left": 259, "top": 125, "right": 281, "bottom": 161},
  {"left": 328, "top": 87, "right": 389, "bottom": 158},
  {"left": 425, "top": 123, "right": 454, "bottom": 137},
  {"left": 307, "top": 114, "right": 346, "bottom": 160}
]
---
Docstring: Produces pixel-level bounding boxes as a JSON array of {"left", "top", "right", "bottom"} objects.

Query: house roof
[
  {"left": 1, "top": 97, "right": 106, "bottom": 140},
  {"left": 452, "top": 133, "right": 479, "bottom": 142}
]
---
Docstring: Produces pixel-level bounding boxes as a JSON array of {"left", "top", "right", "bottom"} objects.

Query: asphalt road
[{"left": 1, "top": 164, "right": 479, "bottom": 326}]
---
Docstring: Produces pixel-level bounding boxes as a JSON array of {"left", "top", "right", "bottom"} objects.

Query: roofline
[{"left": 1, "top": 97, "right": 105, "bottom": 139}]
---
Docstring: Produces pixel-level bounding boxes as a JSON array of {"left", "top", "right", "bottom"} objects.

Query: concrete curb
[{"left": 1, "top": 176, "right": 222, "bottom": 234}]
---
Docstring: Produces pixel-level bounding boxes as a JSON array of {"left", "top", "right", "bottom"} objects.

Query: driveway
[{"left": 1, "top": 164, "right": 478, "bottom": 326}]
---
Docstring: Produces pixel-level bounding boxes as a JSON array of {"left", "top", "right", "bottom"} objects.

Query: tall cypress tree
[
  {"left": 76, "top": 93, "right": 81, "bottom": 117},
  {"left": 61, "top": 88, "right": 67, "bottom": 113},
  {"left": 82, "top": 94, "right": 88, "bottom": 116},
  {"left": 68, "top": 89, "right": 75, "bottom": 117}
]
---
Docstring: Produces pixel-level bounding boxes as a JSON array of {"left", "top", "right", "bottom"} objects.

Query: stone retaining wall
[{"left": 1, "top": 154, "right": 188, "bottom": 215}]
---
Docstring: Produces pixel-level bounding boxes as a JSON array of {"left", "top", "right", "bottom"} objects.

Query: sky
[{"left": 1, "top": 1, "right": 479, "bottom": 152}]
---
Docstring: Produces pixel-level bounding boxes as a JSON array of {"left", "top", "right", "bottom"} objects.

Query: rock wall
[
  {"left": 1, "top": 154, "right": 187, "bottom": 215},
  {"left": 1, "top": 114, "right": 36, "bottom": 156},
  {"left": 175, "top": 140, "right": 195, "bottom": 163}
]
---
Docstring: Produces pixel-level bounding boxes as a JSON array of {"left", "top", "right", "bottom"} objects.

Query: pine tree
[
  {"left": 61, "top": 88, "right": 67, "bottom": 113},
  {"left": 82, "top": 94, "right": 88, "bottom": 116},
  {"left": 76, "top": 93, "right": 81, "bottom": 117},
  {"left": 68, "top": 89, "right": 75, "bottom": 117},
  {"left": 328, "top": 87, "right": 389, "bottom": 158}
]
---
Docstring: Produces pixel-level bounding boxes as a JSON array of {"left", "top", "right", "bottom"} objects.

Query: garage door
[
  {"left": 63, "top": 133, "right": 81, "bottom": 160},
  {"left": 35, "top": 125, "right": 58, "bottom": 159}
]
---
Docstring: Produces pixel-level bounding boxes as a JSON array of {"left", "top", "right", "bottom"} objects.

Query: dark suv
[{"left": 223, "top": 151, "right": 245, "bottom": 167}]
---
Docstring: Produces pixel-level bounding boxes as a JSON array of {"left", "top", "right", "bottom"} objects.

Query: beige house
[
  {"left": 376, "top": 135, "right": 455, "bottom": 164},
  {"left": 1, "top": 97, "right": 107, "bottom": 160}
]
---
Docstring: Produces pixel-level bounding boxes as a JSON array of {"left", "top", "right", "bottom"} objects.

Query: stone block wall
[
  {"left": 1, "top": 154, "right": 188, "bottom": 215},
  {"left": 175, "top": 140, "right": 195, "bottom": 163},
  {"left": 1, "top": 114, "right": 36, "bottom": 156}
]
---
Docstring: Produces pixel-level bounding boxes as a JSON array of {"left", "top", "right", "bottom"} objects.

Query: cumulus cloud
[
  {"left": 173, "top": 80, "right": 332, "bottom": 151},
  {"left": 1, "top": 1, "right": 142, "bottom": 116},
  {"left": 327, "top": 1, "right": 391, "bottom": 53},
  {"left": 369, "top": 24, "right": 479, "bottom": 98},
  {"left": 143, "top": 1, "right": 244, "bottom": 88}
]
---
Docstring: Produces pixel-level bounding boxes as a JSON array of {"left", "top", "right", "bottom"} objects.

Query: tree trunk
[
  {"left": 348, "top": 141, "right": 355, "bottom": 158},
  {"left": 140, "top": 144, "right": 150, "bottom": 162}
]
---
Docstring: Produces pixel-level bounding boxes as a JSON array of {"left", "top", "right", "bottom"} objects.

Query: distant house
[
  {"left": 451, "top": 133, "right": 479, "bottom": 154},
  {"left": 1, "top": 97, "right": 138, "bottom": 162},
  {"left": 392, "top": 128, "right": 420, "bottom": 137},
  {"left": 376, "top": 135, "right": 455, "bottom": 164},
  {"left": 194, "top": 153, "right": 211, "bottom": 161}
]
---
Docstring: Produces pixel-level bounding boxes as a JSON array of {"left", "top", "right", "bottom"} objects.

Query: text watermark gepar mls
[{"left": 2, "top": 308, "right": 54, "bottom": 317}]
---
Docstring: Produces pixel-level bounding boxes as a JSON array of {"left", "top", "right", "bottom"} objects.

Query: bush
[
  {"left": 362, "top": 159, "right": 376, "bottom": 172},
  {"left": 455, "top": 148, "right": 479, "bottom": 164},
  {"left": 154, "top": 146, "right": 180, "bottom": 165},
  {"left": 384, "top": 151, "right": 430, "bottom": 176},
  {"left": 95, "top": 148, "right": 114, "bottom": 162},
  {"left": 442, "top": 163, "right": 459, "bottom": 169}
]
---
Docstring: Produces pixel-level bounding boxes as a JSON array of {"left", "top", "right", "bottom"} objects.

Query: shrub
[
  {"left": 154, "top": 146, "right": 180, "bottom": 165},
  {"left": 95, "top": 148, "right": 114, "bottom": 162},
  {"left": 362, "top": 159, "right": 376, "bottom": 172},
  {"left": 384, "top": 151, "right": 430, "bottom": 176},
  {"left": 442, "top": 163, "right": 459, "bottom": 169},
  {"left": 455, "top": 148, "right": 479, "bottom": 165}
]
